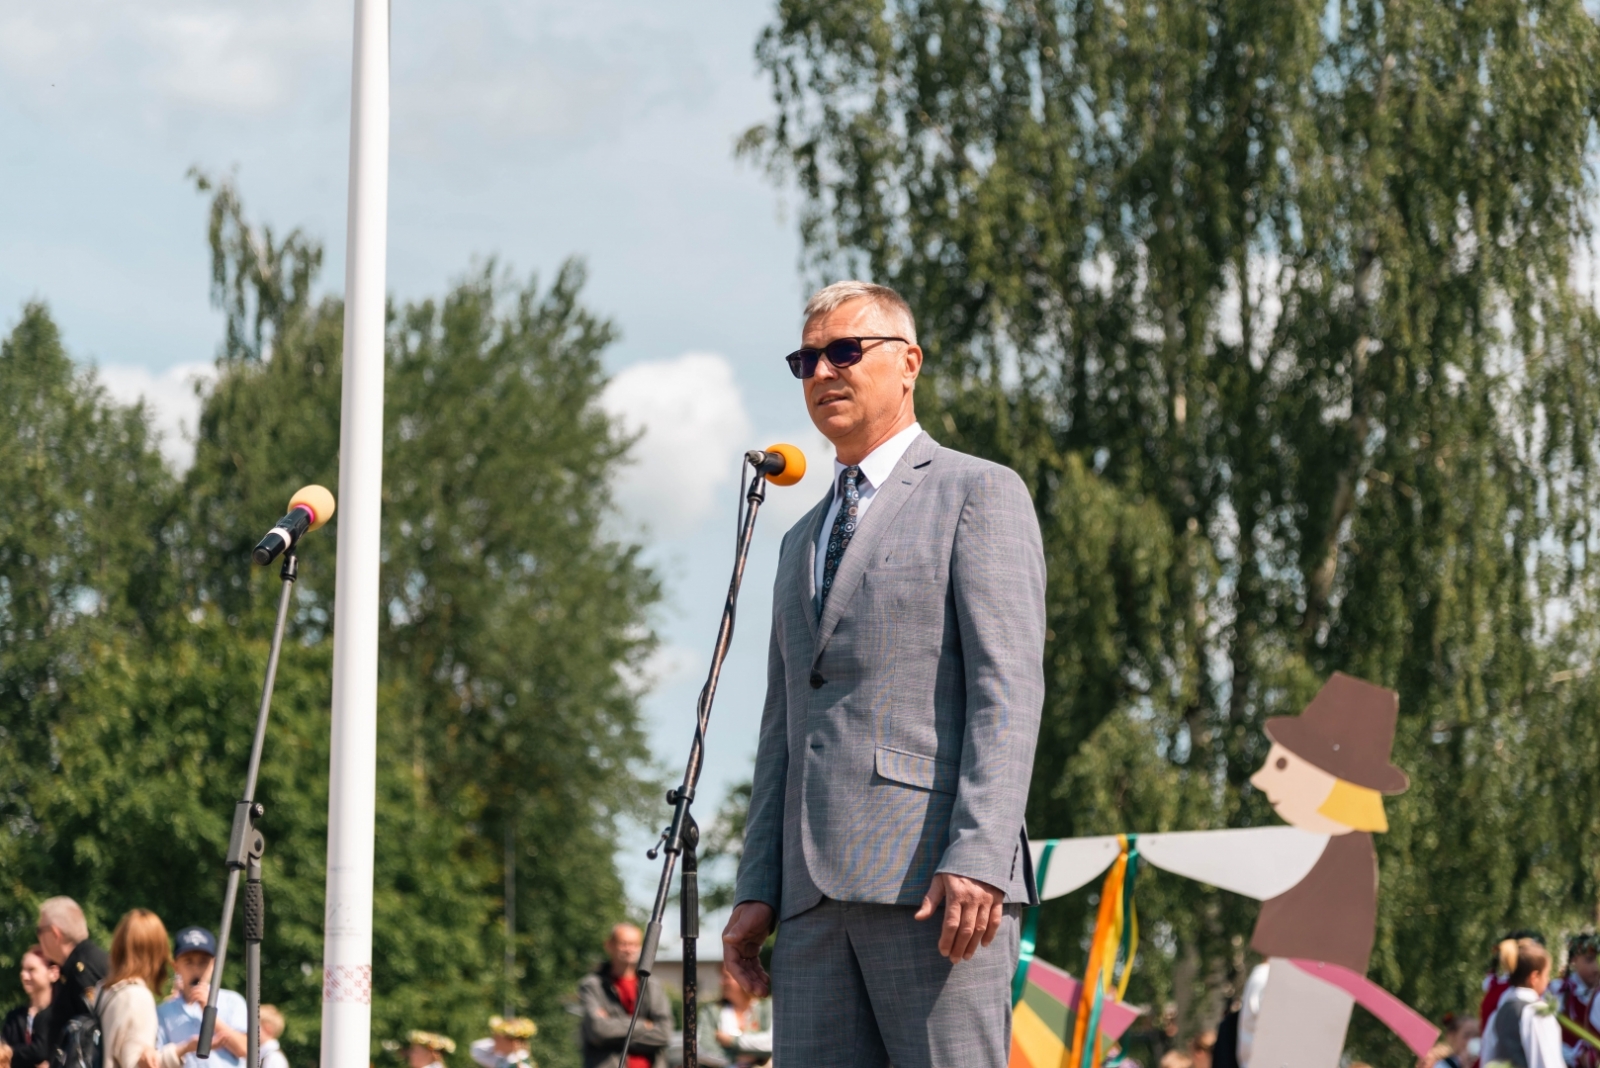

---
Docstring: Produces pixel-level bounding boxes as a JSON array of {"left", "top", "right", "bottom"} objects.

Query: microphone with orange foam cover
[
  {"left": 747, "top": 443, "right": 806, "bottom": 486},
  {"left": 252, "top": 485, "right": 337, "bottom": 565}
]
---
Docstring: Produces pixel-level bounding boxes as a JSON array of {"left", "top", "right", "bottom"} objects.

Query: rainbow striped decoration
[{"left": 1010, "top": 957, "right": 1140, "bottom": 1068}]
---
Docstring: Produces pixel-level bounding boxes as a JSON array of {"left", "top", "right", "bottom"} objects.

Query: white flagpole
[{"left": 322, "top": 0, "right": 388, "bottom": 1064}]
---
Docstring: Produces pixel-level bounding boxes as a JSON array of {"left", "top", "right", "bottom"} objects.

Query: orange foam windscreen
[
  {"left": 288, "top": 485, "right": 337, "bottom": 530},
  {"left": 763, "top": 443, "right": 806, "bottom": 486}
]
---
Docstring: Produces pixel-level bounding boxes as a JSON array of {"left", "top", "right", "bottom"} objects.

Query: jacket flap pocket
[{"left": 875, "top": 745, "right": 959, "bottom": 794}]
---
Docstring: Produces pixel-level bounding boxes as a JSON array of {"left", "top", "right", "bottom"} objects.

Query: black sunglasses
[{"left": 786, "top": 336, "right": 908, "bottom": 379}]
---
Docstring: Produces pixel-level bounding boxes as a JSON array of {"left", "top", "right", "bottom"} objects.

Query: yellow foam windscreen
[
  {"left": 288, "top": 485, "right": 337, "bottom": 531},
  {"left": 763, "top": 443, "right": 807, "bottom": 486}
]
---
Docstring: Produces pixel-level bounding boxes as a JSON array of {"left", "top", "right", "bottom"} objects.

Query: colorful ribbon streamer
[
  {"left": 1067, "top": 834, "right": 1140, "bottom": 1068},
  {"left": 1014, "top": 840, "right": 1057, "bottom": 1006}
]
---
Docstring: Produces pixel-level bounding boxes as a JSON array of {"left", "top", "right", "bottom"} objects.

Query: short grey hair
[
  {"left": 803, "top": 281, "right": 918, "bottom": 343},
  {"left": 39, "top": 897, "right": 88, "bottom": 943}
]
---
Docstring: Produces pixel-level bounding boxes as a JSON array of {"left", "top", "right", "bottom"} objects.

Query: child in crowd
[
  {"left": 1419, "top": 1013, "right": 1480, "bottom": 1068},
  {"left": 1553, "top": 934, "right": 1600, "bottom": 1068},
  {"left": 1484, "top": 932, "right": 1545, "bottom": 1037},
  {"left": 470, "top": 1015, "right": 535, "bottom": 1068},
  {"left": 259, "top": 1005, "right": 288, "bottom": 1068},
  {"left": 150, "top": 927, "right": 248, "bottom": 1068},
  {"left": 1482, "top": 938, "right": 1564, "bottom": 1068}
]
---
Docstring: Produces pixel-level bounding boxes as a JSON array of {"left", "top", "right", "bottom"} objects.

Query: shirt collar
[{"left": 833, "top": 422, "right": 923, "bottom": 493}]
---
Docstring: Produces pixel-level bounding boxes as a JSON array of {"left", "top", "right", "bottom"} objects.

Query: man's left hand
[{"left": 914, "top": 872, "right": 1004, "bottom": 962}]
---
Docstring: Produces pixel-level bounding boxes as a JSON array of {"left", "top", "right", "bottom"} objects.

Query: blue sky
[{"left": 0, "top": 0, "right": 839, "bottom": 907}]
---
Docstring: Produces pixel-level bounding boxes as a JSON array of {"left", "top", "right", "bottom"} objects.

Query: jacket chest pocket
[{"left": 861, "top": 566, "right": 945, "bottom": 636}]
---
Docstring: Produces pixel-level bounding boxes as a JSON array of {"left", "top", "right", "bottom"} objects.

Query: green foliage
[
  {"left": 746, "top": 0, "right": 1600, "bottom": 1057},
  {"left": 0, "top": 305, "right": 177, "bottom": 933},
  {"left": 0, "top": 181, "right": 659, "bottom": 1068}
]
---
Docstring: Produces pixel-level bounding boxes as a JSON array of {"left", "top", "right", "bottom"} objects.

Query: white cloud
[
  {"left": 94, "top": 361, "right": 216, "bottom": 473},
  {"left": 602, "top": 352, "right": 753, "bottom": 537},
  {"left": 0, "top": 3, "right": 345, "bottom": 120}
]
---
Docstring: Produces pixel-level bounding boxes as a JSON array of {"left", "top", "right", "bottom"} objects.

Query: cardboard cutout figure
[{"left": 1034, "top": 673, "right": 1438, "bottom": 1068}]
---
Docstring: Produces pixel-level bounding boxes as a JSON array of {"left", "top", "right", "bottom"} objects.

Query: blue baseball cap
[{"left": 173, "top": 927, "right": 218, "bottom": 958}]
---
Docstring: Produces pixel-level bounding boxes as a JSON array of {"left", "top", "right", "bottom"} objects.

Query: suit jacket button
[{"left": 809, "top": 671, "right": 825, "bottom": 689}]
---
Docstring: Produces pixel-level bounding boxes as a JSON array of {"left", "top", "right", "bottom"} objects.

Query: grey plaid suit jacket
[{"left": 734, "top": 432, "right": 1045, "bottom": 921}]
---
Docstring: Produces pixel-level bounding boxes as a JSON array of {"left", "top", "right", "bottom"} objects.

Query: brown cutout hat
[{"left": 1264, "top": 672, "right": 1409, "bottom": 794}]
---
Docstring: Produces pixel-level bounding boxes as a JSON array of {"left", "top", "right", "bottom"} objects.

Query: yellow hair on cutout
[{"left": 1316, "top": 778, "right": 1389, "bottom": 832}]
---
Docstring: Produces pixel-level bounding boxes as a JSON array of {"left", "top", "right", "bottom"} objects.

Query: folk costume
[
  {"left": 1554, "top": 936, "right": 1600, "bottom": 1068},
  {"left": 470, "top": 1015, "right": 537, "bottom": 1068},
  {"left": 404, "top": 1031, "right": 456, "bottom": 1068},
  {"left": 1486, "top": 987, "right": 1566, "bottom": 1068}
]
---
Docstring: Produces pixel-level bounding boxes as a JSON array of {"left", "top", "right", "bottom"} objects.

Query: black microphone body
[
  {"left": 253, "top": 508, "right": 312, "bottom": 566},
  {"left": 746, "top": 449, "right": 787, "bottom": 477}
]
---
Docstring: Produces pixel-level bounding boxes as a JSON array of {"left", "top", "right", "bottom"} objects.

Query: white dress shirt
[
  {"left": 814, "top": 421, "right": 924, "bottom": 595},
  {"left": 260, "top": 1038, "right": 289, "bottom": 1068}
]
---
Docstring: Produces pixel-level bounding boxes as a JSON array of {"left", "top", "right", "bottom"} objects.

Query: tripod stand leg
[
  {"left": 245, "top": 850, "right": 264, "bottom": 1068},
  {"left": 682, "top": 816, "right": 699, "bottom": 1068}
]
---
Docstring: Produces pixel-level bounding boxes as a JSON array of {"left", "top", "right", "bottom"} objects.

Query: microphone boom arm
[{"left": 619, "top": 457, "right": 772, "bottom": 1068}]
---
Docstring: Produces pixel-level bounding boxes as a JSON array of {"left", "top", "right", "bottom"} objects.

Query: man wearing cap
[
  {"left": 721, "top": 281, "right": 1046, "bottom": 1068},
  {"left": 151, "top": 927, "right": 247, "bottom": 1068}
]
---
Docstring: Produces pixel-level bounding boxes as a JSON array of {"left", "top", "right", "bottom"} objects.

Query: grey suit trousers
[{"left": 772, "top": 899, "right": 1022, "bottom": 1068}]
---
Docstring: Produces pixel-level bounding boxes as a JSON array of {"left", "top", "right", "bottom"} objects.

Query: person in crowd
[
  {"left": 1482, "top": 938, "right": 1564, "bottom": 1068},
  {"left": 577, "top": 923, "right": 671, "bottom": 1068},
  {"left": 97, "top": 910, "right": 171, "bottom": 1068},
  {"left": 470, "top": 1015, "right": 535, "bottom": 1068},
  {"left": 699, "top": 960, "right": 769, "bottom": 1067},
  {"left": 721, "top": 280, "right": 1047, "bottom": 1068},
  {"left": 148, "top": 927, "right": 247, "bottom": 1068},
  {"left": 402, "top": 1032, "right": 455, "bottom": 1068},
  {"left": 1189, "top": 1030, "right": 1216, "bottom": 1068},
  {"left": 1553, "top": 933, "right": 1600, "bottom": 1067},
  {"left": 1158, "top": 1052, "right": 1194, "bottom": 1068},
  {"left": 1484, "top": 931, "right": 1545, "bottom": 1037},
  {"left": 18, "top": 897, "right": 110, "bottom": 1067},
  {"left": 259, "top": 1005, "right": 289, "bottom": 1068},
  {"left": 0, "top": 945, "right": 58, "bottom": 1067},
  {"left": 1418, "top": 1012, "right": 1480, "bottom": 1068}
]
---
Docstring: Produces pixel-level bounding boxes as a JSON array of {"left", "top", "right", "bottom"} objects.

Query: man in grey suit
[{"left": 721, "top": 281, "right": 1046, "bottom": 1067}]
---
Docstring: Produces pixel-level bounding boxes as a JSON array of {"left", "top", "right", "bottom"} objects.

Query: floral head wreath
[
  {"left": 490, "top": 1016, "right": 538, "bottom": 1039},
  {"left": 406, "top": 1031, "right": 457, "bottom": 1055}
]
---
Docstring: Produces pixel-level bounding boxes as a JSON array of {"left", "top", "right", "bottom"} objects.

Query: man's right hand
[{"left": 721, "top": 902, "right": 775, "bottom": 997}]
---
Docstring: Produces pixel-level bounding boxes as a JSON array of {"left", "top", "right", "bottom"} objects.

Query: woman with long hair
[
  {"left": 97, "top": 910, "right": 172, "bottom": 1068},
  {"left": 1, "top": 944, "right": 58, "bottom": 1064}
]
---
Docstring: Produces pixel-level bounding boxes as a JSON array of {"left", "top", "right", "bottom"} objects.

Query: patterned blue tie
[{"left": 820, "top": 465, "right": 862, "bottom": 606}]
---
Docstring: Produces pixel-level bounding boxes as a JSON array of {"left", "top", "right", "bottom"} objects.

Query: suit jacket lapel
[
  {"left": 794, "top": 491, "right": 831, "bottom": 645},
  {"left": 813, "top": 432, "right": 938, "bottom": 662}
]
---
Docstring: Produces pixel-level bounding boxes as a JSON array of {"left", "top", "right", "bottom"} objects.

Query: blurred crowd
[
  {"left": 393, "top": 921, "right": 774, "bottom": 1068},
  {"left": 0, "top": 898, "right": 566, "bottom": 1068},
  {"left": 0, "top": 897, "right": 283, "bottom": 1068},
  {"left": 29, "top": 898, "right": 1590, "bottom": 1068},
  {"left": 1132, "top": 930, "right": 1600, "bottom": 1068}
]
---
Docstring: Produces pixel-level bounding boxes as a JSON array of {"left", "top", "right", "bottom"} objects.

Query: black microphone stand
[
  {"left": 198, "top": 550, "right": 298, "bottom": 1064},
  {"left": 619, "top": 457, "right": 772, "bottom": 1068}
]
